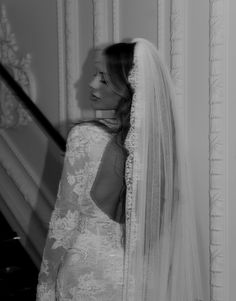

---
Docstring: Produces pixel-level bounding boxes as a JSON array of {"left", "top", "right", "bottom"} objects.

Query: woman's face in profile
[{"left": 89, "top": 54, "right": 121, "bottom": 111}]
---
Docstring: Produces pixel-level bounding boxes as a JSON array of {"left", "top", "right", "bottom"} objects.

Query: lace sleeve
[{"left": 36, "top": 124, "right": 109, "bottom": 300}]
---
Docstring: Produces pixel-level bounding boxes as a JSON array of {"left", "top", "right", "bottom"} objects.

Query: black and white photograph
[{"left": 0, "top": 1, "right": 234, "bottom": 301}]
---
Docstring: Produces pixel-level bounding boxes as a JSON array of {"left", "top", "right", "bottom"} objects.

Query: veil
[{"left": 123, "top": 38, "right": 203, "bottom": 301}]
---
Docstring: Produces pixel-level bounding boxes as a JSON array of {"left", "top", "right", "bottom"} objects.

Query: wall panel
[{"left": 187, "top": 1, "right": 210, "bottom": 300}]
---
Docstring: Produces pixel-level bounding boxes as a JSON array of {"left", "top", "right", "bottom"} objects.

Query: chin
[
  {"left": 90, "top": 101, "right": 107, "bottom": 111},
  {"left": 91, "top": 102, "right": 102, "bottom": 110}
]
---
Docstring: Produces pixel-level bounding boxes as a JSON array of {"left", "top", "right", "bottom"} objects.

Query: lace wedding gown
[{"left": 37, "top": 123, "right": 125, "bottom": 301}]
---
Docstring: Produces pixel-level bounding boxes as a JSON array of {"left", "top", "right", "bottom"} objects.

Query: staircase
[
  {"left": 0, "top": 60, "right": 65, "bottom": 301},
  {"left": 0, "top": 211, "right": 39, "bottom": 300}
]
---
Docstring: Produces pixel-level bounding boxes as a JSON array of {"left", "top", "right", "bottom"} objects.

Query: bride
[{"left": 37, "top": 38, "right": 203, "bottom": 301}]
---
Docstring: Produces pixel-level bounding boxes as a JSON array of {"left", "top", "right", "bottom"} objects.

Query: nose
[{"left": 89, "top": 75, "right": 99, "bottom": 90}]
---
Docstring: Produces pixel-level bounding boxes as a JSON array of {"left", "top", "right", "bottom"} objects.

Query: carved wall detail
[
  {"left": 170, "top": 0, "right": 185, "bottom": 112},
  {"left": 57, "top": 0, "right": 112, "bottom": 130},
  {"left": 56, "top": 0, "right": 82, "bottom": 129},
  {"left": 0, "top": 5, "right": 36, "bottom": 129},
  {"left": 170, "top": 0, "right": 186, "bottom": 158},
  {"left": 65, "top": 0, "right": 81, "bottom": 123},
  {"left": 157, "top": 0, "right": 165, "bottom": 56},
  {"left": 209, "top": 0, "right": 227, "bottom": 300}
]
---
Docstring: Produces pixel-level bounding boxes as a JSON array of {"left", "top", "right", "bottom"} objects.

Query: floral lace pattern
[{"left": 37, "top": 124, "right": 124, "bottom": 301}]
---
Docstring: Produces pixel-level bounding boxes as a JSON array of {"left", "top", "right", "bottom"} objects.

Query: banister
[{"left": 0, "top": 62, "right": 66, "bottom": 152}]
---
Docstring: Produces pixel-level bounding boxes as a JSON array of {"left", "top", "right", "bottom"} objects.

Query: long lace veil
[{"left": 123, "top": 38, "right": 203, "bottom": 301}]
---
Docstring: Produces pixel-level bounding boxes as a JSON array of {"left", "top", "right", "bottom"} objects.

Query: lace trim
[{"left": 123, "top": 43, "right": 141, "bottom": 300}]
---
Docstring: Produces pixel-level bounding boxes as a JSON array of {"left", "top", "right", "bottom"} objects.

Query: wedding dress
[
  {"left": 37, "top": 38, "right": 203, "bottom": 301},
  {"left": 37, "top": 123, "right": 125, "bottom": 301}
]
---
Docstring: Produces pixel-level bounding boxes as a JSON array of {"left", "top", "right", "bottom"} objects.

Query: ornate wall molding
[
  {"left": 92, "top": 0, "right": 109, "bottom": 46},
  {"left": 112, "top": 0, "right": 120, "bottom": 42},
  {"left": 0, "top": 4, "right": 59, "bottom": 268},
  {"left": 0, "top": 5, "right": 37, "bottom": 129},
  {"left": 65, "top": 0, "right": 81, "bottom": 123},
  {"left": 157, "top": 0, "right": 165, "bottom": 56},
  {"left": 56, "top": 0, "right": 111, "bottom": 129},
  {"left": 56, "top": 0, "right": 82, "bottom": 131},
  {"left": 209, "top": 0, "right": 228, "bottom": 300},
  {"left": 57, "top": 0, "right": 82, "bottom": 128},
  {"left": 170, "top": 0, "right": 185, "bottom": 114},
  {"left": 170, "top": 0, "right": 187, "bottom": 165}
]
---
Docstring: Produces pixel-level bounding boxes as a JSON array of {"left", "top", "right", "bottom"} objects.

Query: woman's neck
[
  {"left": 95, "top": 110, "right": 116, "bottom": 119},
  {"left": 95, "top": 110, "right": 120, "bottom": 130}
]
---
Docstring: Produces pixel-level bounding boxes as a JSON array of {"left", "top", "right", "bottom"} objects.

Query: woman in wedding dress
[{"left": 37, "top": 39, "right": 202, "bottom": 301}]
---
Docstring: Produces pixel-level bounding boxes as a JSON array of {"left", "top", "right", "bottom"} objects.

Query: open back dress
[{"left": 37, "top": 123, "right": 126, "bottom": 301}]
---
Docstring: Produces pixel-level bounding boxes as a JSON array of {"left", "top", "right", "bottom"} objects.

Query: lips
[{"left": 90, "top": 93, "right": 100, "bottom": 101}]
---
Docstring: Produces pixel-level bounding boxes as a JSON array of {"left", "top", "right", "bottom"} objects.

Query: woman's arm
[{"left": 36, "top": 124, "right": 109, "bottom": 300}]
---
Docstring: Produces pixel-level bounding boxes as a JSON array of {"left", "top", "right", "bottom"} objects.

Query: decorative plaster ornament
[
  {"left": 209, "top": 1, "right": 228, "bottom": 300},
  {"left": 0, "top": 5, "right": 36, "bottom": 129}
]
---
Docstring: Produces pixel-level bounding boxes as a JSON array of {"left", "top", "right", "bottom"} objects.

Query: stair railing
[{"left": 0, "top": 62, "right": 66, "bottom": 152}]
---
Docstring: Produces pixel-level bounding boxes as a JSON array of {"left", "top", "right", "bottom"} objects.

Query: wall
[
  {"left": 3, "top": 0, "right": 60, "bottom": 124},
  {"left": 0, "top": 0, "right": 63, "bottom": 266},
  {"left": 0, "top": 0, "right": 61, "bottom": 182},
  {"left": 62, "top": 4, "right": 210, "bottom": 301},
  {"left": 63, "top": 2, "right": 210, "bottom": 300},
  {"left": 1, "top": 1, "right": 229, "bottom": 300},
  {"left": 120, "top": 0, "right": 158, "bottom": 45}
]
